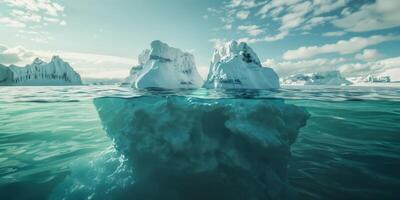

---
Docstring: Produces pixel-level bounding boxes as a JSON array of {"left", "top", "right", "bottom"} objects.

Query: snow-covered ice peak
[
  {"left": 50, "top": 55, "right": 62, "bottom": 62},
  {"left": 125, "top": 40, "right": 203, "bottom": 89},
  {"left": 138, "top": 49, "right": 150, "bottom": 65},
  {"left": 212, "top": 40, "right": 261, "bottom": 67},
  {"left": 204, "top": 40, "right": 280, "bottom": 89},
  {"left": 32, "top": 57, "right": 45, "bottom": 65}
]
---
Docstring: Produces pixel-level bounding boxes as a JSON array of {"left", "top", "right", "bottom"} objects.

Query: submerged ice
[{"left": 60, "top": 95, "right": 309, "bottom": 200}]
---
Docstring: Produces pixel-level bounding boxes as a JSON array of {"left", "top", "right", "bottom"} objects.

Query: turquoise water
[{"left": 0, "top": 86, "right": 399, "bottom": 199}]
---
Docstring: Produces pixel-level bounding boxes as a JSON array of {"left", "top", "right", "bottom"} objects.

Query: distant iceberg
[
  {"left": 203, "top": 41, "right": 280, "bottom": 89},
  {"left": 348, "top": 75, "right": 391, "bottom": 84},
  {"left": 0, "top": 56, "right": 82, "bottom": 86},
  {"left": 281, "top": 71, "right": 351, "bottom": 86},
  {"left": 125, "top": 40, "right": 203, "bottom": 89}
]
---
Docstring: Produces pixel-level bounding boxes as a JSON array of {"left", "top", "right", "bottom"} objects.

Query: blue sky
[{"left": 0, "top": 0, "right": 400, "bottom": 80}]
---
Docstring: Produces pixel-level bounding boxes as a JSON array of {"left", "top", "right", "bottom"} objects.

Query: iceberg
[
  {"left": 0, "top": 64, "right": 13, "bottom": 85},
  {"left": 83, "top": 95, "right": 310, "bottom": 199},
  {"left": 281, "top": 71, "right": 352, "bottom": 86},
  {"left": 0, "top": 56, "right": 82, "bottom": 86},
  {"left": 125, "top": 40, "right": 203, "bottom": 89},
  {"left": 203, "top": 41, "right": 280, "bottom": 89},
  {"left": 359, "top": 75, "right": 391, "bottom": 83}
]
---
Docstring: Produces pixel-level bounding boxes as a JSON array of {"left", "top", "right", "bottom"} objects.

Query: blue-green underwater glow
[{"left": 0, "top": 86, "right": 400, "bottom": 199}]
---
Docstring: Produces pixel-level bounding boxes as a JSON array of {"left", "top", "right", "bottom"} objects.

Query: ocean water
[{"left": 0, "top": 85, "right": 399, "bottom": 199}]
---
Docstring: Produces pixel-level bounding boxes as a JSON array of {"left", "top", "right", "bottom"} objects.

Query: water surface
[{"left": 0, "top": 85, "right": 399, "bottom": 199}]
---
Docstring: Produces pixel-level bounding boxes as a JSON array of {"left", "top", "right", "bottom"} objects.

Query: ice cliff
[
  {"left": 203, "top": 41, "right": 280, "bottom": 89},
  {"left": 71, "top": 95, "right": 310, "bottom": 200},
  {"left": 281, "top": 71, "right": 351, "bottom": 86},
  {"left": 125, "top": 40, "right": 203, "bottom": 89},
  {"left": 0, "top": 56, "right": 82, "bottom": 86}
]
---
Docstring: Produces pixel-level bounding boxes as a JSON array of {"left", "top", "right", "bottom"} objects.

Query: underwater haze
[{"left": 0, "top": 86, "right": 399, "bottom": 199}]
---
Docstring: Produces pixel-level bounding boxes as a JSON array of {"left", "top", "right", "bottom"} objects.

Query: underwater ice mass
[{"left": 52, "top": 95, "right": 309, "bottom": 200}]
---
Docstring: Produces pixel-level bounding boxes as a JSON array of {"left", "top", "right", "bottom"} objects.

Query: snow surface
[
  {"left": 203, "top": 41, "right": 280, "bottom": 89},
  {"left": 281, "top": 71, "right": 351, "bottom": 86},
  {"left": 0, "top": 56, "right": 82, "bottom": 86},
  {"left": 125, "top": 40, "right": 203, "bottom": 89},
  {"left": 81, "top": 96, "right": 310, "bottom": 200}
]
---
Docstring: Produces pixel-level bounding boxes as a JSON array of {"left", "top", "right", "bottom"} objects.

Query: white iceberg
[
  {"left": 281, "top": 71, "right": 352, "bottom": 86},
  {"left": 0, "top": 56, "right": 82, "bottom": 86},
  {"left": 126, "top": 40, "right": 203, "bottom": 89},
  {"left": 203, "top": 41, "right": 280, "bottom": 89}
]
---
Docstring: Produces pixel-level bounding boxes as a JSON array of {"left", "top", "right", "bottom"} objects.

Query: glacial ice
[
  {"left": 125, "top": 40, "right": 203, "bottom": 89},
  {"left": 281, "top": 71, "right": 352, "bottom": 86},
  {"left": 203, "top": 41, "right": 280, "bottom": 89},
  {"left": 0, "top": 56, "right": 82, "bottom": 86},
  {"left": 79, "top": 95, "right": 310, "bottom": 200}
]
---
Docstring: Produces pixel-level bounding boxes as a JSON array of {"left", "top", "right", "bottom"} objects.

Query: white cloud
[
  {"left": 238, "top": 30, "right": 288, "bottom": 44},
  {"left": 339, "top": 57, "right": 400, "bottom": 79},
  {"left": 236, "top": 10, "right": 250, "bottom": 20},
  {"left": 223, "top": 24, "right": 232, "bottom": 30},
  {"left": 209, "top": 38, "right": 228, "bottom": 48},
  {"left": 0, "top": 44, "right": 34, "bottom": 64},
  {"left": 279, "top": 1, "right": 312, "bottom": 31},
  {"left": 0, "top": 17, "right": 26, "bottom": 28},
  {"left": 313, "top": 0, "right": 348, "bottom": 15},
  {"left": 3, "top": 0, "right": 64, "bottom": 16},
  {"left": 257, "top": 0, "right": 302, "bottom": 17},
  {"left": 226, "top": 0, "right": 264, "bottom": 9},
  {"left": 15, "top": 29, "right": 54, "bottom": 43},
  {"left": 265, "top": 55, "right": 400, "bottom": 80},
  {"left": 380, "top": 68, "right": 400, "bottom": 82},
  {"left": 283, "top": 35, "right": 400, "bottom": 60},
  {"left": 196, "top": 65, "right": 209, "bottom": 80},
  {"left": 264, "top": 31, "right": 288, "bottom": 42},
  {"left": 322, "top": 31, "right": 346, "bottom": 37},
  {"left": 0, "top": 44, "right": 137, "bottom": 79},
  {"left": 11, "top": 9, "right": 42, "bottom": 22},
  {"left": 210, "top": 0, "right": 349, "bottom": 43},
  {"left": 238, "top": 25, "right": 263, "bottom": 36},
  {"left": 226, "top": 0, "right": 243, "bottom": 8},
  {"left": 0, "top": 0, "right": 66, "bottom": 34},
  {"left": 333, "top": 0, "right": 400, "bottom": 32},
  {"left": 43, "top": 17, "right": 59, "bottom": 23},
  {"left": 302, "top": 15, "right": 337, "bottom": 30},
  {"left": 355, "top": 49, "right": 381, "bottom": 62}
]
